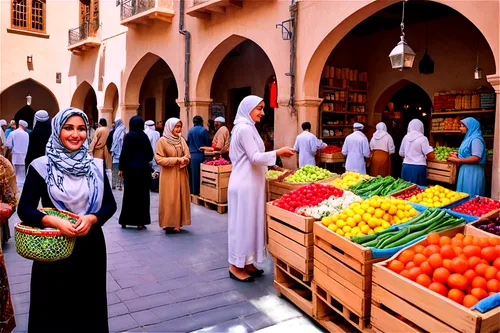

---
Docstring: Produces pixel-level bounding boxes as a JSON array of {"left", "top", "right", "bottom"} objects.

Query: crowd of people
[{"left": 0, "top": 95, "right": 489, "bottom": 332}]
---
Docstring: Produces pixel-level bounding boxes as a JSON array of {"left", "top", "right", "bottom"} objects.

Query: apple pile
[
  {"left": 396, "top": 187, "right": 424, "bottom": 200},
  {"left": 321, "top": 145, "right": 342, "bottom": 154},
  {"left": 272, "top": 184, "right": 344, "bottom": 214},
  {"left": 285, "top": 165, "right": 332, "bottom": 183},
  {"left": 451, "top": 197, "right": 500, "bottom": 217},
  {"left": 203, "top": 158, "right": 230, "bottom": 166}
]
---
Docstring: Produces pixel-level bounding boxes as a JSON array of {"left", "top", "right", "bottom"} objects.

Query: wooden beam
[
  {"left": 189, "top": 10, "right": 211, "bottom": 20},
  {"left": 207, "top": 4, "right": 226, "bottom": 14}
]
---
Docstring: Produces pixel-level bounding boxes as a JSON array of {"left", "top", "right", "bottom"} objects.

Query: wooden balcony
[
  {"left": 186, "top": 0, "right": 243, "bottom": 20},
  {"left": 120, "top": 0, "right": 175, "bottom": 28},
  {"left": 68, "top": 20, "right": 101, "bottom": 55}
]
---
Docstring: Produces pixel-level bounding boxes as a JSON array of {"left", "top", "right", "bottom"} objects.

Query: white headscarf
[
  {"left": 370, "top": 122, "right": 395, "bottom": 154},
  {"left": 144, "top": 120, "right": 155, "bottom": 131},
  {"left": 163, "top": 118, "right": 182, "bottom": 145},
  {"left": 373, "top": 122, "right": 388, "bottom": 140},
  {"left": 353, "top": 122, "right": 364, "bottom": 130},
  {"left": 405, "top": 119, "right": 425, "bottom": 142},
  {"left": 19, "top": 120, "right": 28, "bottom": 128},
  {"left": 111, "top": 119, "right": 126, "bottom": 157},
  {"left": 234, "top": 95, "right": 263, "bottom": 127},
  {"left": 214, "top": 117, "right": 225, "bottom": 123},
  {"left": 33, "top": 110, "right": 49, "bottom": 129},
  {"left": 0, "top": 120, "right": 7, "bottom": 127},
  {"left": 144, "top": 120, "right": 160, "bottom": 154}
]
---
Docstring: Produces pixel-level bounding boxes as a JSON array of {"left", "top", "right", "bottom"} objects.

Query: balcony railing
[
  {"left": 68, "top": 19, "right": 99, "bottom": 46},
  {"left": 121, "top": 0, "right": 156, "bottom": 20}
]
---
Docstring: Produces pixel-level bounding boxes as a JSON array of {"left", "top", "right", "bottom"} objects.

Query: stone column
[
  {"left": 177, "top": 99, "right": 212, "bottom": 137},
  {"left": 98, "top": 107, "right": 113, "bottom": 126},
  {"left": 119, "top": 104, "right": 139, "bottom": 129},
  {"left": 274, "top": 99, "right": 299, "bottom": 169},
  {"left": 487, "top": 74, "right": 500, "bottom": 199},
  {"left": 295, "top": 98, "right": 323, "bottom": 137}
]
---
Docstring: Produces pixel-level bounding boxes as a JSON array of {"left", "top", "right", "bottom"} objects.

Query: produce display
[
  {"left": 351, "top": 209, "right": 465, "bottom": 249},
  {"left": 348, "top": 176, "right": 413, "bottom": 197},
  {"left": 451, "top": 197, "right": 500, "bottom": 217},
  {"left": 320, "top": 145, "right": 342, "bottom": 154},
  {"left": 332, "top": 171, "right": 371, "bottom": 189},
  {"left": 395, "top": 187, "right": 424, "bottom": 200},
  {"left": 387, "top": 232, "right": 500, "bottom": 308},
  {"left": 434, "top": 146, "right": 458, "bottom": 161},
  {"left": 320, "top": 197, "right": 419, "bottom": 238},
  {"left": 203, "top": 157, "right": 230, "bottom": 166},
  {"left": 473, "top": 217, "right": 500, "bottom": 236},
  {"left": 272, "top": 184, "right": 344, "bottom": 214},
  {"left": 284, "top": 165, "right": 333, "bottom": 183},
  {"left": 407, "top": 185, "right": 468, "bottom": 208},
  {"left": 303, "top": 191, "right": 362, "bottom": 219},
  {"left": 265, "top": 170, "right": 285, "bottom": 179}
]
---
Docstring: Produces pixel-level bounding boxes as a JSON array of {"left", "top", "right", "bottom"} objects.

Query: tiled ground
[{"left": 3, "top": 189, "right": 326, "bottom": 333}]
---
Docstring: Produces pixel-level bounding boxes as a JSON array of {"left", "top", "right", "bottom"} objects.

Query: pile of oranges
[{"left": 388, "top": 232, "right": 499, "bottom": 308}]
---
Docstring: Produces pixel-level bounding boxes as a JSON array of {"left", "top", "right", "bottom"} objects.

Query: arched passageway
[
  {"left": 71, "top": 81, "right": 98, "bottom": 126},
  {"left": 103, "top": 83, "right": 119, "bottom": 122}
]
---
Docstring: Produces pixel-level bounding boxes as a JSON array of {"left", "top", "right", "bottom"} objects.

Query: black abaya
[
  {"left": 18, "top": 167, "right": 116, "bottom": 333},
  {"left": 25, "top": 121, "right": 51, "bottom": 172}
]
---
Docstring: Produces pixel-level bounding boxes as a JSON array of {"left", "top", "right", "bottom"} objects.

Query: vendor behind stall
[
  {"left": 447, "top": 117, "right": 486, "bottom": 196},
  {"left": 200, "top": 117, "right": 230, "bottom": 160},
  {"left": 342, "top": 123, "right": 370, "bottom": 174}
]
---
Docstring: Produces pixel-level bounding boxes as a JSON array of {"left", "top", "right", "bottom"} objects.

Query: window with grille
[{"left": 11, "top": 0, "right": 46, "bottom": 33}]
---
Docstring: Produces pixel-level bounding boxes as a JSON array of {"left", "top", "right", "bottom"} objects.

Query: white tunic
[
  {"left": 342, "top": 131, "right": 370, "bottom": 174},
  {"left": 293, "top": 131, "right": 327, "bottom": 168},
  {"left": 145, "top": 127, "right": 161, "bottom": 172},
  {"left": 6, "top": 128, "right": 29, "bottom": 165}
]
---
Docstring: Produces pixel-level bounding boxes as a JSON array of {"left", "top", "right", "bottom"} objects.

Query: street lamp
[
  {"left": 26, "top": 94, "right": 32, "bottom": 106},
  {"left": 389, "top": 1, "right": 415, "bottom": 71}
]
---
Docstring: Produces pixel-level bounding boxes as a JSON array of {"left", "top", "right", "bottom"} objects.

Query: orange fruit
[
  {"left": 451, "top": 237, "right": 463, "bottom": 248},
  {"left": 471, "top": 276, "right": 487, "bottom": 289},
  {"left": 424, "top": 245, "right": 441, "bottom": 258},
  {"left": 489, "top": 291, "right": 497, "bottom": 296},
  {"left": 497, "top": 271, "right": 500, "bottom": 281},
  {"left": 429, "top": 282, "right": 448, "bottom": 297},
  {"left": 470, "top": 288, "right": 488, "bottom": 300},
  {"left": 481, "top": 247, "right": 499, "bottom": 262},
  {"left": 433, "top": 267, "right": 451, "bottom": 284},
  {"left": 467, "top": 256, "right": 482, "bottom": 270},
  {"left": 428, "top": 253, "right": 443, "bottom": 269},
  {"left": 478, "top": 237, "right": 491, "bottom": 249},
  {"left": 448, "top": 288, "right": 465, "bottom": 304},
  {"left": 420, "top": 262, "right": 433, "bottom": 275},
  {"left": 440, "top": 245, "right": 456, "bottom": 260},
  {"left": 440, "top": 236, "right": 452, "bottom": 246},
  {"left": 398, "top": 249, "right": 415, "bottom": 265},
  {"left": 463, "top": 269, "right": 477, "bottom": 283},
  {"left": 472, "top": 238, "right": 481, "bottom": 247},
  {"left": 405, "top": 262, "right": 416, "bottom": 270},
  {"left": 443, "top": 259, "right": 453, "bottom": 271},
  {"left": 414, "top": 244, "right": 425, "bottom": 254},
  {"left": 486, "top": 279, "right": 500, "bottom": 292},
  {"left": 484, "top": 266, "right": 499, "bottom": 281},
  {"left": 451, "top": 257, "right": 468, "bottom": 274},
  {"left": 463, "top": 235, "right": 474, "bottom": 246},
  {"left": 448, "top": 274, "right": 469, "bottom": 290},
  {"left": 427, "top": 232, "right": 440, "bottom": 245},
  {"left": 454, "top": 247, "right": 463, "bottom": 257},
  {"left": 416, "top": 274, "right": 432, "bottom": 288},
  {"left": 493, "top": 257, "right": 500, "bottom": 270},
  {"left": 455, "top": 233, "right": 465, "bottom": 240},
  {"left": 463, "top": 295, "right": 479, "bottom": 308},
  {"left": 463, "top": 245, "right": 482, "bottom": 258},
  {"left": 413, "top": 253, "right": 427, "bottom": 267},
  {"left": 400, "top": 270, "right": 410, "bottom": 279},
  {"left": 389, "top": 260, "right": 405, "bottom": 274},
  {"left": 489, "top": 237, "right": 499, "bottom": 246},
  {"left": 408, "top": 267, "right": 422, "bottom": 281},
  {"left": 475, "top": 263, "right": 489, "bottom": 276}
]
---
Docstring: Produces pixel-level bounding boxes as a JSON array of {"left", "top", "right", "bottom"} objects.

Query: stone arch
[
  {"left": 71, "top": 81, "right": 98, "bottom": 125},
  {"left": 302, "top": 0, "right": 499, "bottom": 100},
  {"left": 70, "top": 81, "right": 93, "bottom": 110},
  {"left": 373, "top": 79, "right": 414, "bottom": 117},
  {"left": 103, "top": 82, "right": 118, "bottom": 109}
]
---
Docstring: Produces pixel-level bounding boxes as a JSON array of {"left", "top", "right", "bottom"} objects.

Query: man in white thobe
[
  {"left": 144, "top": 120, "right": 160, "bottom": 173},
  {"left": 342, "top": 122, "right": 370, "bottom": 174},
  {"left": 293, "top": 121, "right": 327, "bottom": 168},
  {"left": 6, "top": 120, "right": 29, "bottom": 188}
]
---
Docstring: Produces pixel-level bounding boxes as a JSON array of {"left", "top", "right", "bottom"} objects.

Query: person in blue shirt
[
  {"left": 5, "top": 120, "right": 16, "bottom": 138},
  {"left": 187, "top": 116, "right": 211, "bottom": 195},
  {"left": 447, "top": 117, "right": 486, "bottom": 196}
]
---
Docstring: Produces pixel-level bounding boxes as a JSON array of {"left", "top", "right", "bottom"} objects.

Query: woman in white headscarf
[
  {"left": 227, "top": 95, "right": 295, "bottom": 282},
  {"left": 110, "top": 119, "right": 126, "bottom": 190},
  {"left": 18, "top": 107, "right": 116, "bottom": 332},
  {"left": 369, "top": 122, "right": 395, "bottom": 177},
  {"left": 155, "top": 118, "right": 191, "bottom": 233},
  {"left": 399, "top": 119, "right": 435, "bottom": 186}
]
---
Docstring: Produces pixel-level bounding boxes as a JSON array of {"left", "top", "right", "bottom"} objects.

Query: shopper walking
[
  {"left": 369, "top": 122, "right": 395, "bottom": 177},
  {"left": 227, "top": 96, "right": 295, "bottom": 282},
  {"left": 18, "top": 107, "right": 116, "bottom": 333},
  {"left": 25, "top": 110, "right": 51, "bottom": 172},
  {"left": 110, "top": 119, "right": 126, "bottom": 190},
  {"left": 118, "top": 116, "right": 153, "bottom": 230},
  {"left": 447, "top": 117, "right": 486, "bottom": 196},
  {"left": 155, "top": 118, "right": 191, "bottom": 233},
  {"left": 342, "top": 123, "right": 370, "bottom": 174},
  {"left": 89, "top": 118, "right": 111, "bottom": 166},
  {"left": 187, "top": 116, "right": 211, "bottom": 195},
  {"left": 6, "top": 120, "right": 29, "bottom": 188},
  {"left": 293, "top": 121, "right": 327, "bottom": 168},
  {"left": 399, "top": 119, "right": 435, "bottom": 186}
]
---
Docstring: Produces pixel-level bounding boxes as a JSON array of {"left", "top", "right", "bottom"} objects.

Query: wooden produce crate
[
  {"left": 200, "top": 184, "right": 227, "bottom": 203},
  {"left": 427, "top": 159, "right": 457, "bottom": 184},
  {"left": 313, "top": 222, "right": 384, "bottom": 327},
  {"left": 388, "top": 184, "right": 417, "bottom": 198},
  {"left": 274, "top": 258, "right": 313, "bottom": 316},
  {"left": 320, "top": 152, "right": 345, "bottom": 164},
  {"left": 466, "top": 209, "right": 500, "bottom": 239},
  {"left": 371, "top": 225, "right": 500, "bottom": 333},
  {"left": 199, "top": 164, "right": 231, "bottom": 204},
  {"left": 266, "top": 203, "right": 316, "bottom": 279}
]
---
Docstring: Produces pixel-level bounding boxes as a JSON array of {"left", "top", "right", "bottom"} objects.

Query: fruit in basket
[
  {"left": 265, "top": 170, "right": 285, "bottom": 179},
  {"left": 332, "top": 171, "right": 371, "bottom": 189},
  {"left": 272, "top": 184, "right": 343, "bottom": 214},
  {"left": 434, "top": 146, "right": 459, "bottom": 161},
  {"left": 407, "top": 185, "right": 468, "bottom": 207},
  {"left": 473, "top": 217, "right": 500, "bottom": 236},
  {"left": 387, "top": 232, "right": 499, "bottom": 308},
  {"left": 321, "top": 145, "right": 342, "bottom": 154},
  {"left": 396, "top": 187, "right": 423, "bottom": 200},
  {"left": 284, "top": 165, "right": 332, "bottom": 183},
  {"left": 451, "top": 197, "right": 500, "bottom": 217}
]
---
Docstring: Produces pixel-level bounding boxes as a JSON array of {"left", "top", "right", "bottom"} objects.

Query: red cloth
[{"left": 270, "top": 81, "right": 278, "bottom": 108}]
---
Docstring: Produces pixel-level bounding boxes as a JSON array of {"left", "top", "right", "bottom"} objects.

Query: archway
[
  {"left": 0, "top": 78, "right": 59, "bottom": 126},
  {"left": 71, "top": 81, "right": 98, "bottom": 126},
  {"left": 103, "top": 82, "right": 119, "bottom": 121}
]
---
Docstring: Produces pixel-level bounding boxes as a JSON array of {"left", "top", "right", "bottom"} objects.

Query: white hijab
[
  {"left": 370, "top": 122, "right": 395, "bottom": 154},
  {"left": 163, "top": 118, "right": 182, "bottom": 145},
  {"left": 373, "top": 122, "right": 388, "bottom": 140},
  {"left": 405, "top": 119, "right": 425, "bottom": 142},
  {"left": 234, "top": 95, "right": 263, "bottom": 127}
]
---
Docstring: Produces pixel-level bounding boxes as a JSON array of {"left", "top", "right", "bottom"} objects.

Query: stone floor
[{"left": 3, "top": 189, "right": 327, "bottom": 333}]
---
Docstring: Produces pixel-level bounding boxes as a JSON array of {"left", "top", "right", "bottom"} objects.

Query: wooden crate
[
  {"left": 200, "top": 164, "right": 231, "bottom": 189},
  {"left": 274, "top": 258, "right": 313, "bottom": 316},
  {"left": 466, "top": 209, "right": 500, "bottom": 239},
  {"left": 267, "top": 203, "right": 316, "bottom": 279},
  {"left": 199, "top": 164, "right": 232, "bottom": 174},
  {"left": 199, "top": 185, "right": 228, "bottom": 204},
  {"left": 388, "top": 184, "right": 417, "bottom": 198},
  {"left": 190, "top": 195, "right": 227, "bottom": 214},
  {"left": 427, "top": 159, "right": 457, "bottom": 184},
  {"left": 320, "top": 153, "right": 345, "bottom": 164},
  {"left": 371, "top": 225, "right": 500, "bottom": 333},
  {"left": 266, "top": 180, "right": 309, "bottom": 202}
]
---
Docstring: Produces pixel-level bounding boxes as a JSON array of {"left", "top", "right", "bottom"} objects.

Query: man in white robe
[
  {"left": 6, "top": 120, "right": 29, "bottom": 188},
  {"left": 342, "top": 122, "right": 370, "bottom": 174},
  {"left": 144, "top": 120, "right": 160, "bottom": 173},
  {"left": 293, "top": 121, "right": 327, "bottom": 168}
]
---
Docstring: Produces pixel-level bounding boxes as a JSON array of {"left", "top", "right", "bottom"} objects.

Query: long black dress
[
  {"left": 118, "top": 116, "right": 154, "bottom": 227},
  {"left": 24, "top": 121, "right": 51, "bottom": 172},
  {"left": 18, "top": 168, "right": 116, "bottom": 333}
]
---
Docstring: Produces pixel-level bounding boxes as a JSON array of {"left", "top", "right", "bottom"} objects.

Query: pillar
[
  {"left": 98, "top": 107, "right": 113, "bottom": 126},
  {"left": 177, "top": 99, "right": 211, "bottom": 137},
  {"left": 119, "top": 104, "right": 139, "bottom": 129},
  {"left": 274, "top": 99, "right": 299, "bottom": 169},
  {"left": 487, "top": 74, "right": 500, "bottom": 200},
  {"left": 295, "top": 98, "right": 323, "bottom": 137}
]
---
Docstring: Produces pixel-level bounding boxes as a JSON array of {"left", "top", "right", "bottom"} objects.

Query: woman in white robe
[{"left": 227, "top": 95, "right": 295, "bottom": 282}]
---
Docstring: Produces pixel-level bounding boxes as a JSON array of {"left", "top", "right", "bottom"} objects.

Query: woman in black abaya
[
  {"left": 25, "top": 110, "right": 51, "bottom": 171},
  {"left": 118, "top": 116, "right": 154, "bottom": 229}
]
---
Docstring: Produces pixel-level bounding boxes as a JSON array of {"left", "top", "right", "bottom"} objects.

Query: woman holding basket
[{"left": 18, "top": 107, "right": 117, "bottom": 333}]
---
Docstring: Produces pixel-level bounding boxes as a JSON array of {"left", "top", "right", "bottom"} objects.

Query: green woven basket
[{"left": 15, "top": 208, "right": 80, "bottom": 262}]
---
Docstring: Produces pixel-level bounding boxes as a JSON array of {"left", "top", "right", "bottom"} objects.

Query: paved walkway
[{"left": 3, "top": 189, "right": 325, "bottom": 333}]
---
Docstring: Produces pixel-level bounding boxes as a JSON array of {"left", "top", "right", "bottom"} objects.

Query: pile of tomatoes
[
  {"left": 272, "top": 184, "right": 344, "bottom": 214},
  {"left": 321, "top": 145, "right": 342, "bottom": 154},
  {"left": 451, "top": 197, "right": 500, "bottom": 217},
  {"left": 388, "top": 232, "right": 500, "bottom": 308},
  {"left": 396, "top": 187, "right": 423, "bottom": 200}
]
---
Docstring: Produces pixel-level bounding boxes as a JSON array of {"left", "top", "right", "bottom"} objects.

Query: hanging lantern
[
  {"left": 26, "top": 94, "right": 32, "bottom": 106},
  {"left": 389, "top": 1, "right": 415, "bottom": 71},
  {"left": 474, "top": 65, "right": 483, "bottom": 80}
]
